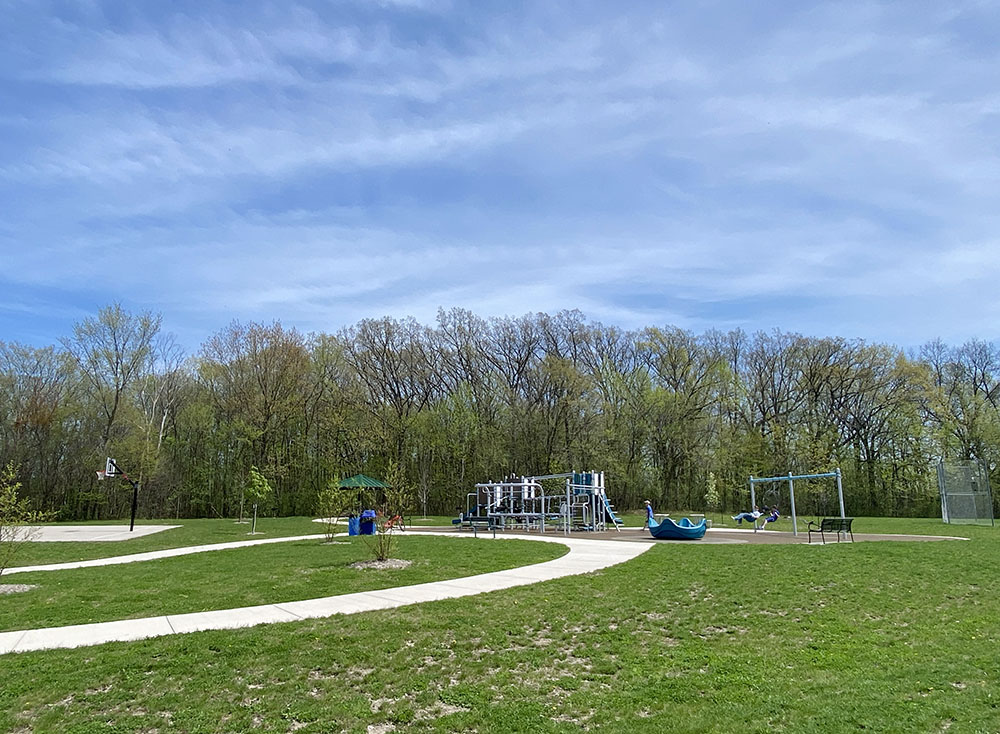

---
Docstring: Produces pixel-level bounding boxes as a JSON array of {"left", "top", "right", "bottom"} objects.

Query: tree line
[{"left": 1, "top": 304, "right": 996, "bottom": 520}]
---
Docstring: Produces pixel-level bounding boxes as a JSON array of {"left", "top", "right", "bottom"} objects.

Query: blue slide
[
  {"left": 600, "top": 494, "right": 624, "bottom": 528},
  {"left": 647, "top": 516, "right": 707, "bottom": 540}
]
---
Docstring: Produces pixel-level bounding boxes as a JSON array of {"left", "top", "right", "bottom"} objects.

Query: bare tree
[{"left": 61, "top": 303, "right": 161, "bottom": 449}]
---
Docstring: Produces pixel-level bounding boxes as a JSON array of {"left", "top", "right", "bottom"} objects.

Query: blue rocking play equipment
[{"left": 647, "top": 516, "right": 707, "bottom": 540}]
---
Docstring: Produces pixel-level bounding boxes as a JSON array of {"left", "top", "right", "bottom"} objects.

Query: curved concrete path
[
  {"left": 3, "top": 533, "right": 328, "bottom": 575},
  {"left": 0, "top": 531, "right": 651, "bottom": 656}
]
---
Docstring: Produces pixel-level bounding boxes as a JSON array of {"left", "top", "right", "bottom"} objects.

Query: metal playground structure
[
  {"left": 464, "top": 471, "right": 623, "bottom": 534},
  {"left": 748, "top": 468, "right": 846, "bottom": 537}
]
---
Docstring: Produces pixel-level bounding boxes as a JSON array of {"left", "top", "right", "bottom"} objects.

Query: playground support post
[
  {"left": 836, "top": 468, "right": 845, "bottom": 518},
  {"left": 565, "top": 480, "right": 571, "bottom": 537},
  {"left": 836, "top": 468, "right": 846, "bottom": 539},
  {"left": 787, "top": 472, "right": 798, "bottom": 537}
]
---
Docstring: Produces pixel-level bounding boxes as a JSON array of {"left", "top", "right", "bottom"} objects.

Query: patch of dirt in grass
[
  {"left": 308, "top": 669, "right": 338, "bottom": 681},
  {"left": 642, "top": 611, "right": 670, "bottom": 621},
  {"left": 0, "top": 584, "right": 38, "bottom": 595},
  {"left": 510, "top": 650, "right": 596, "bottom": 684},
  {"left": 350, "top": 559, "right": 412, "bottom": 571},
  {"left": 687, "top": 583, "right": 713, "bottom": 601},
  {"left": 527, "top": 623, "right": 555, "bottom": 647},
  {"left": 694, "top": 625, "right": 748, "bottom": 639},
  {"left": 416, "top": 650, "right": 456, "bottom": 672},
  {"left": 636, "top": 629, "right": 680, "bottom": 645},
  {"left": 416, "top": 701, "right": 469, "bottom": 720},
  {"left": 367, "top": 724, "right": 396, "bottom": 734},
  {"left": 552, "top": 710, "right": 596, "bottom": 728}
]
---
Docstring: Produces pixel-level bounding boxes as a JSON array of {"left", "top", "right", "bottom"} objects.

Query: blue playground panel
[{"left": 647, "top": 516, "right": 707, "bottom": 540}]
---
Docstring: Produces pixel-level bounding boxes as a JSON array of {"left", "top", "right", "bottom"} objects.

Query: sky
[{"left": 2, "top": 0, "right": 999, "bottom": 353}]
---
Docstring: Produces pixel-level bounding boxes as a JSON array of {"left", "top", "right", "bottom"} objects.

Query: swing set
[{"left": 748, "top": 468, "right": 846, "bottom": 537}]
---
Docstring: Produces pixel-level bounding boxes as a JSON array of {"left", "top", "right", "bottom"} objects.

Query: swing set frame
[{"left": 748, "top": 468, "right": 846, "bottom": 537}]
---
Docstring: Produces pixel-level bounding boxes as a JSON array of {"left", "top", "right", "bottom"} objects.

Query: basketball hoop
[{"left": 93, "top": 457, "right": 141, "bottom": 532}]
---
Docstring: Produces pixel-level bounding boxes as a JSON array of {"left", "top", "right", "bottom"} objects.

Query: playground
[{"left": 458, "top": 470, "right": 624, "bottom": 533}]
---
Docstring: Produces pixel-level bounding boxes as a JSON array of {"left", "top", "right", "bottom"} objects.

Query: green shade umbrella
[{"left": 338, "top": 474, "right": 390, "bottom": 489}]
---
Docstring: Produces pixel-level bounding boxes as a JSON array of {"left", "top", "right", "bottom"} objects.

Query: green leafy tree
[
  {"left": 245, "top": 465, "right": 273, "bottom": 534},
  {"left": 704, "top": 471, "right": 720, "bottom": 512}
]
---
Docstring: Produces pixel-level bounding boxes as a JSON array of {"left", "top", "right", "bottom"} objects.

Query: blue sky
[{"left": 2, "top": 0, "right": 999, "bottom": 352}]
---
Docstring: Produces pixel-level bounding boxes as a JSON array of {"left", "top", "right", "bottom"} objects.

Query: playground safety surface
[{"left": 465, "top": 526, "right": 970, "bottom": 545}]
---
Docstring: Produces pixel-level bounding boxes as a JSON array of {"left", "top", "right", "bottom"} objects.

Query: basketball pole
[{"left": 107, "top": 458, "right": 140, "bottom": 532}]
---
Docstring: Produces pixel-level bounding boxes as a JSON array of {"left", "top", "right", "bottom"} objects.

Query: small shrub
[
  {"left": 317, "top": 478, "right": 357, "bottom": 543},
  {"left": 364, "top": 460, "right": 413, "bottom": 562},
  {"left": 0, "top": 462, "right": 51, "bottom": 576}
]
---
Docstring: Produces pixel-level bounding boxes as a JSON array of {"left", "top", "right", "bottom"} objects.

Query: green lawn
[
  {"left": 2, "top": 518, "right": 998, "bottom": 733},
  {"left": 0, "top": 536, "right": 566, "bottom": 632},
  {"left": 406, "top": 515, "right": 457, "bottom": 526}
]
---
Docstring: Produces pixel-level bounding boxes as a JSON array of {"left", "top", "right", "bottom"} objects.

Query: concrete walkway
[
  {"left": 3, "top": 533, "right": 327, "bottom": 575},
  {"left": 0, "top": 532, "right": 651, "bottom": 655}
]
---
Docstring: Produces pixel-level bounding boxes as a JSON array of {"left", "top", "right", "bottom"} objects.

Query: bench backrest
[{"left": 820, "top": 517, "right": 853, "bottom": 531}]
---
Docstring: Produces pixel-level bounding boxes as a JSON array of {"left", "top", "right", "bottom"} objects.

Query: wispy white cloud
[
  {"left": 3, "top": 0, "right": 1000, "bottom": 350},
  {"left": 3, "top": 109, "right": 530, "bottom": 186}
]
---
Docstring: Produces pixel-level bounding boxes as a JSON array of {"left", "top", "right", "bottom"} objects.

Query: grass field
[
  {"left": 0, "top": 536, "right": 566, "bottom": 631},
  {"left": 2, "top": 517, "right": 998, "bottom": 733}
]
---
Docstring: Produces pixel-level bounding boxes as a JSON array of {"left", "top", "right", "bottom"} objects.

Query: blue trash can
[
  {"left": 348, "top": 516, "right": 360, "bottom": 536},
  {"left": 360, "top": 509, "right": 376, "bottom": 535}
]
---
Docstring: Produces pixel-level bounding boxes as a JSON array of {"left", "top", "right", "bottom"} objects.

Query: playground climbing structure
[{"left": 465, "top": 471, "right": 623, "bottom": 534}]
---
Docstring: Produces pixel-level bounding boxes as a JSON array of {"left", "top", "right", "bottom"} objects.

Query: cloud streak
[{"left": 2, "top": 0, "right": 999, "bottom": 351}]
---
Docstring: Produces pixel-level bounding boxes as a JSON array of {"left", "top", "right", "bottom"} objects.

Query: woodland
[{"left": 1, "top": 304, "right": 996, "bottom": 520}]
